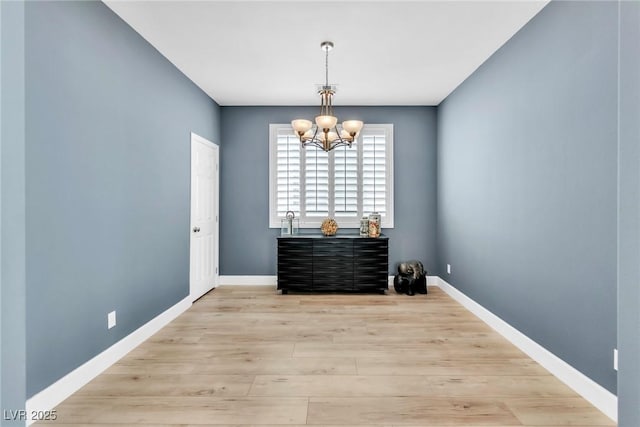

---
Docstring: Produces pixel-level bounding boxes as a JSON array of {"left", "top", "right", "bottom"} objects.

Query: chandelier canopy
[{"left": 291, "top": 41, "right": 364, "bottom": 152}]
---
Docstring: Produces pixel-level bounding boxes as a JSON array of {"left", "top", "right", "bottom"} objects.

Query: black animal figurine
[{"left": 394, "top": 260, "right": 427, "bottom": 296}]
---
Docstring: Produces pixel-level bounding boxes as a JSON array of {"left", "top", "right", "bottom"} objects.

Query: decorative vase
[
  {"left": 320, "top": 218, "right": 338, "bottom": 236},
  {"left": 368, "top": 212, "right": 381, "bottom": 238},
  {"left": 359, "top": 216, "right": 369, "bottom": 237}
]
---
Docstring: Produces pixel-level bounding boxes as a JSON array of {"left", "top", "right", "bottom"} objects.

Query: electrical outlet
[
  {"left": 107, "top": 311, "right": 116, "bottom": 329},
  {"left": 447, "top": 264, "right": 451, "bottom": 274},
  {"left": 614, "top": 348, "right": 618, "bottom": 371}
]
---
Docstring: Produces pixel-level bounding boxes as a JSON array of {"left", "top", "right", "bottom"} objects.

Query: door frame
[{"left": 189, "top": 132, "right": 219, "bottom": 301}]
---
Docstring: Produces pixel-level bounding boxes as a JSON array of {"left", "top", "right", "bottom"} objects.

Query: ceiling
[{"left": 103, "top": 1, "right": 548, "bottom": 106}]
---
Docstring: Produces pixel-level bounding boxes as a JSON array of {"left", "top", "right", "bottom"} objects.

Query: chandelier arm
[
  {"left": 302, "top": 136, "right": 351, "bottom": 152},
  {"left": 303, "top": 140, "right": 324, "bottom": 151},
  {"left": 333, "top": 125, "right": 346, "bottom": 144},
  {"left": 329, "top": 140, "right": 349, "bottom": 151},
  {"left": 300, "top": 126, "right": 320, "bottom": 144}
]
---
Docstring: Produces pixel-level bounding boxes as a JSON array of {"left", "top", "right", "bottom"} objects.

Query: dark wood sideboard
[{"left": 277, "top": 235, "right": 389, "bottom": 294}]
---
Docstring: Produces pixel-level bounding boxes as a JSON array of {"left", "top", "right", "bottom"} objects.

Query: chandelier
[{"left": 291, "top": 41, "right": 364, "bottom": 152}]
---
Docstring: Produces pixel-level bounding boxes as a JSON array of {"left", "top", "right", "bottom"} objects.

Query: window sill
[{"left": 269, "top": 222, "right": 394, "bottom": 229}]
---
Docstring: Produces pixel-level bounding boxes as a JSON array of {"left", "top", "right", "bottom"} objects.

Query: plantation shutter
[
  {"left": 334, "top": 141, "right": 359, "bottom": 218},
  {"left": 270, "top": 123, "right": 393, "bottom": 228},
  {"left": 362, "top": 130, "right": 387, "bottom": 218},
  {"left": 275, "top": 131, "right": 301, "bottom": 218},
  {"left": 304, "top": 146, "right": 329, "bottom": 217}
]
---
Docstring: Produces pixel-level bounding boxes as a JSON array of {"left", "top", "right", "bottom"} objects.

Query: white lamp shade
[
  {"left": 342, "top": 120, "right": 363, "bottom": 135},
  {"left": 340, "top": 129, "right": 351, "bottom": 140},
  {"left": 315, "top": 115, "right": 338, "bottom": 130},
  {"left": 292, "top": 119, "right": 313, "bottom": 133},
  {"left": 327, "top": 131, "right": 339, "bottom": 142},
  {"left": 302, "top": 129, "right": 314, "bottom": 139}
]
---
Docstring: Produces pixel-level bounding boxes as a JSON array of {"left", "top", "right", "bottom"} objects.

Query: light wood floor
[{"left": 39, "top": 285, "right": 615, "bottom": 426}]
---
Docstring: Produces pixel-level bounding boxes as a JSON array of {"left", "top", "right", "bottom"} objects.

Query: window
[{"left": 269, "top": 123, "right": 394, "bottom": 228}]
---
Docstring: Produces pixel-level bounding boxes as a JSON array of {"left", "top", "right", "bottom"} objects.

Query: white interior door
[{"left": 190, "top": 133, "right": 219, "bottom": 301}]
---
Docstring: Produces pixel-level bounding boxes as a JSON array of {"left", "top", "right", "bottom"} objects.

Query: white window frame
[{"left": 269, "top": 123, "right": 394, "bottom": 229}]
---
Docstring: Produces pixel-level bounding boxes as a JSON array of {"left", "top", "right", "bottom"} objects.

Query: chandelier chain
[{"left": 325, "top": 47, "right": 329, "bottom": 87}]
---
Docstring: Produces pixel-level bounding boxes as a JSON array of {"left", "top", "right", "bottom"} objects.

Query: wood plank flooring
[{"left": 38, "top": 285, "right": 615, "bottom": 426}]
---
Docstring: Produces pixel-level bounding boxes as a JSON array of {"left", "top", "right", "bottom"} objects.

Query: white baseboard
[
  {"left": 218, "top": 275, "right": 277, "bottom": 286},
  {"left": 25, "top": 296, "right": 192, "bottom": 425},
  {"left": 220, "top": 275, "right": 439, "bottom": 290},
  {"left": 436, "top": 277, "right": 617, "bottom": 422},
  {"left": 388, "top": 275, "right": 440, "bottom": 289}
]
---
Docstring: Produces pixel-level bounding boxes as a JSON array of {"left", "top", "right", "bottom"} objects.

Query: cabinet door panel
[
  {"left": 354, "top": 257, "right": 388, "bottom": 290},
  {"left": 278, "top": 239, "right": 313, "bottom": 291},
  {"left": 313, "top": 256, "right": 353, "bottom": 291},
  {"left": 354, "top": 239, "right": 388, "bottom": 291}
]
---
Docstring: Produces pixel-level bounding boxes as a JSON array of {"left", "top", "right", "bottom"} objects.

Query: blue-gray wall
[
  {"left": 24, "top": 1, "right": 220, "bottom": 397},
  {"left": 6, "top": 0, "right": 637, "bottom": 419},
  {"left": 617, "top": 0, "right": 640, "bottom": 424},
  {"left": 437, "top": 0, "right": 617, "bottom": 393},
  {"left": 1, "top": 1, "right": 27, "bottom": 423},
  {"left": 220, "top": 106, "right": 437, "bottom": 276}
]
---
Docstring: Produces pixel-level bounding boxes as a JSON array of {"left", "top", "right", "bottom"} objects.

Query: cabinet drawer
[
  {"left": 278, "top": 239, "right": 312, "bottom": 256},
  {"left": 353, "top": 239, "right": 388, "bottom": 256},
  {"left": 313, "top": 239, "right": 354, "bottom": 257}
]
